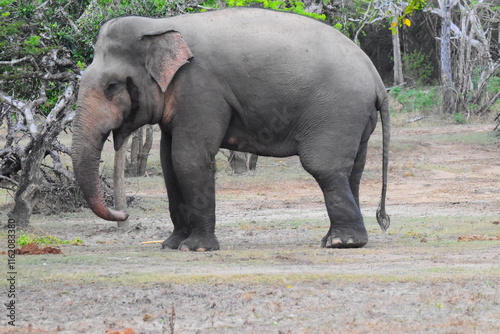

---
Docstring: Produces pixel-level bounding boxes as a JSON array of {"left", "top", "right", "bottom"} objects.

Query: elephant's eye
[
  {"left": 104, "top": 82, "right": 119, "bottom": 99},
  {"left": 106, "top": 82, "right": 119, "bottom": 93}
]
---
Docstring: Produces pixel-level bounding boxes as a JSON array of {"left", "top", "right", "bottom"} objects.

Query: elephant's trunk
[{"left": 71, "top": 106, "right": 129, "bottom": 221}]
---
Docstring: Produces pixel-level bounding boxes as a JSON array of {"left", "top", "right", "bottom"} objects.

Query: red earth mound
[{"left": 15, "top": 243, "right": 63, "bottom": 255}]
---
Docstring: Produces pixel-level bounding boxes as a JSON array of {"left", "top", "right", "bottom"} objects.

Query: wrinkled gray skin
[{"left": 72, "top": 8, "right": 390, "bottom": 251}]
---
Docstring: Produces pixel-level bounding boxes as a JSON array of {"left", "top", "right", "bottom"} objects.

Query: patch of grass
[
  {"left": 392, "top": 129, "right": 498, "bottom": 147},
  {"left": 428, "top": 131, "right": 498, "bottom": 145},
  {"left": 385, "top": 216, "right": 500, "bottom": 242},
  {"left": 237, "top": 220, "right": 270, "bottom": 231},
  {"left": 17, "top": 231, "right": 84, "bottom": 247},
  {"left": 14, "top": 271, "right": 399, "bottom": 286},
  {"left": 417, "top": 164, "right": 469, "bottom": 173},
  {"left": 427, "top": 267, "right": 466, "bottom": 274},
  {"left": 390, "top": 87, "right": 441, "bottom": 114},
  {"left": 452, "top": 112, "right": 467, "bottom": 124},
  {"left": 17, "top": 267, "right": 499, "bottom": 288}
]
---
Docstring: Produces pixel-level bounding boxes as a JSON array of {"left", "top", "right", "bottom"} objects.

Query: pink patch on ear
[
  {"left": 146, "top": 32, "right": 193, "bottom": 93},
  {"left": 159, "top": 36, "right": 193, "bottom": 92}
]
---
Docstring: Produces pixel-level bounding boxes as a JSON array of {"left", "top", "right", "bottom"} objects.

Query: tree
[
  {"left": 126, "top": 125, "right": 154, "bottom": 177},
  {"left": 114, "top": 137, "right": 129, "bottom": 228},
  {"left": 383, "top": 0, "right": 427, "bottom": 86},
  {"left": 391, "top": 14, "right": 404, "bottom": 86},
  {"left": 0, "top": 1, "right": 82, "bottom": 227},
  {"left": 430, "top": 0, "right": 500, "bottom": 115},
  {"left": 434, "top": 0, "right": 456, "bottom": 114},
  {"left": 338, "top": 1, "right": 427, "bottom": 86},
  {"left": 0, "top": 0, "right": 206, "bottom": 226},
  {"left": 223, "top": 151, "right": 258, "bottom": 174}
]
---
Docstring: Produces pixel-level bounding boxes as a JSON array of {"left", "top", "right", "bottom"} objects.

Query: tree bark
[
  {"left": 5, "top": 83, "right": 75, "bottom": 227},
  {"left": 439, "top": 0, "right": 456, "bottom": 114},
  {"left": 126, "top": 125, "right": 153, "bottom": 177},
  {"left": 229, "top": 151, "right": 248, "bottom": 174},
  {"left": 392, "top": 17, "right": 404, "bottom": 86},
  {"left": 114, "top": 137, "right": 129, "bottom": 228},
  {"left": 128, "top": 127, "right": 142, "bottom": 177},
  {"left": 9, "top": 121, "right": 59, "bottom": 227},
  {"left": 248, "top": 154, "right": 258, "bottom": 171},
  {"left": 138, "top": 125, "right": 153, "bottom": 176}
]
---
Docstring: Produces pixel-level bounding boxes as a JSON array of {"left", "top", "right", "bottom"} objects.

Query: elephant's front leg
[
  {"left": 169, "top": 143, "right": 220, "bottom": 251},
  {"left": 160, "top": 133, "right": 192, "bottom": 250}
]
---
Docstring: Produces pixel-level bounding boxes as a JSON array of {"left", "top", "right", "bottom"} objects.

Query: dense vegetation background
[{"left": 0, "top": 0, "right": 499, "bottom": 225}]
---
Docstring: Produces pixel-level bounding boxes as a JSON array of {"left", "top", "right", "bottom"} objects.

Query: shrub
[
  {"left": 390, "top": 87, "right": 441, "bottom": 114},
  {"left": 452, "top": 112, "right": 467, "bottom": 124},
  {"left": 402, "top": 51, "right": 435, "bottom": 86}
]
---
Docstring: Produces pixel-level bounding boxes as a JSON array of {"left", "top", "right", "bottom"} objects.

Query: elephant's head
[{"left": 72, "top": 18, "right": 193, "bottom": 221}]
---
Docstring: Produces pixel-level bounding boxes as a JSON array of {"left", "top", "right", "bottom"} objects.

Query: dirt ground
[{"left": 1, "top": 121, "right": 499, "bottom": 333}]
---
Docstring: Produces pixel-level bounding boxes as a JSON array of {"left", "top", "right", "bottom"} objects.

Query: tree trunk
[
  {"left": 248, "top": 154, "right": 258, "bottom": 171},
  {"left": 128, "top": 127, "right": 143, "bottom": 177},
  {"left": 138, "top": 125, "right": 153, "bottom": 176},
  {"left": 8, "top": 123, "right": 60, "bottom": 228},
  {"left": 126, "top": 125, "right": 153, "bottom": 177},
  {"left": 114, "top": 137, "right": 129, "bottom": 228},
  {"left": 439, "top": 0, "right": 456, "bottom": 114},
  {"left": 392, "top": 17, "right": 404, "bottom": 86},
  {"left": 229, "top": 151, "right": 248, "bottom": 174}
]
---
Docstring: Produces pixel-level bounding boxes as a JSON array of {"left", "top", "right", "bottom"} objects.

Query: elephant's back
[
  {"left": 172, "top": 8, "right": 380, "bottom": 86},
  {"left": 164, "top": 8, "right": 384, "bottom": 115},
  {"left": 174, "top": 8, "right": 357, "bottom": 57}
]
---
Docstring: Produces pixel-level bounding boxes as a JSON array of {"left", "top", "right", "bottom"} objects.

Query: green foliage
[
  {"left": 402, "top": 51, "right": 435, "bottom": 85},
  {"left": 0, "top": 0, "right": 15, "bottom": 6},
  {"left": 17, "top": 231, "right": 84, "bottom": 247},
  {"left": 40, "top": 83, "right": 65, "bottom": 115},
  {"left": 391, "top": 87, "right": 440, "bottom": 113},
  {"left": 0, "top": 0, "right": 201, "bottom": 99},
  {"left": 452, "top": 112, "right": 467, "bottom": 124},
  {"left": 200, "top": 0, "right": 221, "bottom": 9},
  {"left": 23, "top": 35, "right": 43, "bottom": 55},
  {"left": 226, "top": 0, "right": 326, "bottom": 20},
  {"left": 473, "top": 68, "right": 500, "bottom": 95},
  {"left": 390, "top": 0, "right": 428, "bottom": 34},
  {"left": 487, "top": 75, "right": 500, "bottom": 95}
]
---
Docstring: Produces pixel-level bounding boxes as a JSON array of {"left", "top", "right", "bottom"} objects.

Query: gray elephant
[{"left": 71, "top": 8, "right": 390, "bottom": 251}]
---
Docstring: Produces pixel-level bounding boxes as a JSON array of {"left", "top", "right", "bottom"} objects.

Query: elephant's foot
[
  {"left": 321, "top": 226, "right": 368, "bottom": 248},
  {"left": 161, "top": 230, "right": 191, "bottom": 250},
  {"left": 178, "top": 233, "right": 220, "bottom": 252}
]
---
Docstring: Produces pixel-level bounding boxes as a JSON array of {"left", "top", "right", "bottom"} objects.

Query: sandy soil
[{"left": 1, "top": 122, "right": 499, "bottom": 333}]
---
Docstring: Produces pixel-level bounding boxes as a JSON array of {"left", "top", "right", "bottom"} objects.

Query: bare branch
[
  {"left": 45, "top": 82, "right": 75, "bottom": 126},
  {"left": 0, "top": 91, "right": 27, "bottom": 111},
  {"left": 0, "top": 57, "right": 30, "bottom": 65},
  {"left": 0, "top": 175, "right": 19, "bottom": 187},
  {"left": 51, "top": 142, "right": 72, "bottom": 156},
  {"left": 476, "top": 90, "right": 500, "bottom": 115},
  {"left": 41, "top": 72, "right": 77, "bottom": 81},
  {"left": 57, "top": 7, "right": 82, "bottom": 36},
  {"left": 48, "top": 150, "right": 74, "bottom": 181}
]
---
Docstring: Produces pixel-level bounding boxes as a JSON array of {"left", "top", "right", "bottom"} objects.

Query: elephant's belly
[{"left": 221, "top": 128, "right": 297, "bottom": 158}]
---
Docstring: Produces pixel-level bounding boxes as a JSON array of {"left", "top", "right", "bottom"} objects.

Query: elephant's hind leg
[
  {"left": 349, "top": 139, "right": 369, "bottom": 209},
  {"left": 318, "top": 175, "right": 368, "bottom": 248},
  {"left": 299, "top": 140, "right": 368, "bottom": 248}
]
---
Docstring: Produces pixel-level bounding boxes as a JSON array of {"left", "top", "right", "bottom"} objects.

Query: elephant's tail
[{"left": 376, "top": 90, "right": 390, "bottom": 232}]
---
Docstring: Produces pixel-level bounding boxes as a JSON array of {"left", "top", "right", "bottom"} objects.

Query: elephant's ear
[{"left": 141, "top": 30, "right": 193, "bottom": 93}]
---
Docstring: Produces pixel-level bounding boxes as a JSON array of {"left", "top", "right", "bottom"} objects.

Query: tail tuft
[{"left": 376, "top": 205, "right": 390, "bottom": 232}]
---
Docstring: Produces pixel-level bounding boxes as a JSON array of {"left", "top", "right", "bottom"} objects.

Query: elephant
[{"left": 71, "top": 7, "right": 390, "bottom": 251}]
